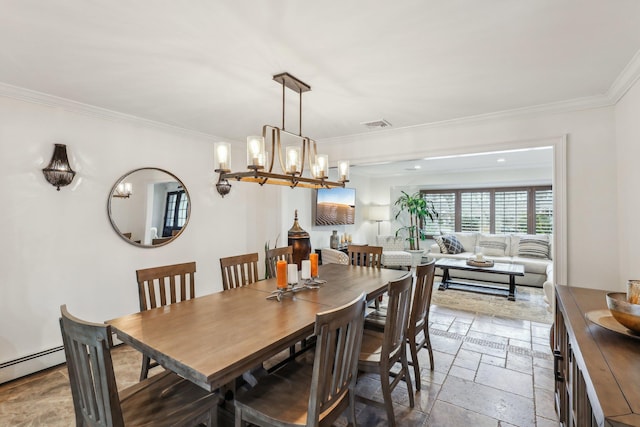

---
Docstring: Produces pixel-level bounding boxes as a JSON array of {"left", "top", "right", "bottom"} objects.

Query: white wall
[
  {"left": 0, "top": 95, "right": 279, "bottom": 381},
  {"left": 615, "top": 78, "right": 640, "bottom": 282},
  {"left": 2, "top": 79, "right": 637, "bottom": 382}
]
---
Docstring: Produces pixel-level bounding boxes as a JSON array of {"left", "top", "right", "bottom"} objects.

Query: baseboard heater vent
[{"left": 0, "top": 346, "right": 65, "bottom": 385}]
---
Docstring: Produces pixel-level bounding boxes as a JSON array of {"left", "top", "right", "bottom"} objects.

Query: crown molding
[
  {"left": 606, "top": 48, "right": 640, "bottom": 103},
  {"left": 320, "top": 95, "right": 613, "bottom": 145},
  {"left": 0, "top": 82, "right": 220, "bottom": 141}
]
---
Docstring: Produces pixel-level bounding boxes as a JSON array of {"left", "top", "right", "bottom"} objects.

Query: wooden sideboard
[{"left": 554, "top": 285, "right": 640, "bottom": 426}]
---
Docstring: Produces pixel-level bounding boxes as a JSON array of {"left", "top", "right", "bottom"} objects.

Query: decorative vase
[
  {"left": 287, "top": 210, "right": 311, "bottom": 269},
  {"left": 330, "top": 230, "right": 339, "bottom": 249}
]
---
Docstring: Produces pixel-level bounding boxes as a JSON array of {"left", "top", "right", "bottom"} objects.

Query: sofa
[{"left": 428, "top": 232, "right": 553, "bottom": 289}]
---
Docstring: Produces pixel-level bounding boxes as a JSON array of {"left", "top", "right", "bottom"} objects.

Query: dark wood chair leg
[
  {"left": 140, "top": 354, "right": 150, "bottom": 381},
  {"left": 424, "top": 324, "right": 435, "bottom": 371},
  {"left": 379, "top": 365, "right": 396, "bottom": 427},
  {"left": 402, "top": 352, "right": 415, "bottom": 408},
  {"left": 408, "top": 337, "right": 421, "bottom": 391}
]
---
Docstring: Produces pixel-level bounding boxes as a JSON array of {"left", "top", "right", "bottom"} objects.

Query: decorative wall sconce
[
  {"left": 42, "top": 143, "right": 76, "bottom": 191},
  {"left": 112, "top": 182, "right": 133, "bottom": 198},
  {"left": 214, "top": 72, "right": 350, "bottom": 197},
  {"left": 214, "top": 142, "right": 232, "bottom": 197}
]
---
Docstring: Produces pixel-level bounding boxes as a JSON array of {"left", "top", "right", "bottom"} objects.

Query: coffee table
[{"left": 435, "top": 258, "right": 525, "bottom": 301}]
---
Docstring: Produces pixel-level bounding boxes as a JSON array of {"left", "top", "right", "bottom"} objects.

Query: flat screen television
[{"left": 315, "top": 187, "right": 356, "bottom": 225}]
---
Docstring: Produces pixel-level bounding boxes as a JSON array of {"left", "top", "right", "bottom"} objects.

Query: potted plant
[{"left": 394, "top": 191, "right": 438, "bottom": 251}]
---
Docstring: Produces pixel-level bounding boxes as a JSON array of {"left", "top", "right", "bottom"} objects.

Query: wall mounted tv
[{"left": 315, "top": 187, "right": 356, "bottom": 226}]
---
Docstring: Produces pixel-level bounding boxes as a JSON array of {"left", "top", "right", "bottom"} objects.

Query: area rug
[{"left": 431, "top": 282, "right": 553, "bottom": 324}]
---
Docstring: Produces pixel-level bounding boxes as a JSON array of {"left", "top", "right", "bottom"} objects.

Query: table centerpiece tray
[{"left": 466, "top": 258, "right": 494, "bottom": 268}]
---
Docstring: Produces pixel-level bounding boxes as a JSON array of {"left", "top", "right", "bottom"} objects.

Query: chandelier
[{"left": 214, "top": 72, "right": 349, "bottom": 197}]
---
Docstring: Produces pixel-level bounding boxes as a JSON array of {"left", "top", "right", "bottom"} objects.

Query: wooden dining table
[{"left": 106, "top": 264, "right": 406, "bottom": 392}]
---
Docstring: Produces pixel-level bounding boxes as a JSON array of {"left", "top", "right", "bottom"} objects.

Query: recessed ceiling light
[
  {"left": 497, "top": 158, "right": 506, "bottom": 163},
  {"left": 414, "top": 165, "right": 421, "bottom": 169}
]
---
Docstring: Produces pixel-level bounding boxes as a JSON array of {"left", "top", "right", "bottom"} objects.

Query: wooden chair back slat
[
  {"left": 309, "top": 292, "right": 367, "bottom": 422},
  {"left": 410, "top": 260, "right": 436, "bottom": 334},
  {"left": 382, "top": 274, "right": 413, "bottom": 360},
  {"left": 136, "top": 262, "right": 196, "bottom": 311},
  {"left": 219, "top": 253, "right": 259, "bottom": 290},
  {"left": 347, "top": 244, "right": 383, "bottom": 268},
  {"left": 265, "top": 246, "right": 293, "bottom": 278}
]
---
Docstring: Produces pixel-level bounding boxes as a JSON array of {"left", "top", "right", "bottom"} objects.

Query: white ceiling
[{"left": 1, "top": 0, "right": 640, "bottom": 144}]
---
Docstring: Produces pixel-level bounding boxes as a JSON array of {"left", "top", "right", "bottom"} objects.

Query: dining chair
[
  {"left": 357, "top": 273, "right": 414, "bottom": 426},
  {"left": 220, "top": 252, "right": 260, "bottom": 290},
  {"left": 347, "top": 244, "right": 383, "bottom": 268},
  {"left": 235, "top": 292, "right": 367, "bottom": 427},
  {"left": 136, "top": 261, "right": 197, "bottom": 380},
  {"left": 59, "top": 305, "right": 217, "bottom": 427},
  {"left": 349, "top": 244, "right": 384, "bottom": 309},
  {"left": 320, "top": 247, "right": 349, "bottom": 265},
  {"left": 265, "top": 246, "right": 293, "bottom": 279},
  {"left": 365, "top": 260, "right": 436, "bottom": 390}
]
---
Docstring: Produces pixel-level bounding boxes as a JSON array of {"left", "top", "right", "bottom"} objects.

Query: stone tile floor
[{"left": 0, "top": 304, "right": 559, "bottom": 426}]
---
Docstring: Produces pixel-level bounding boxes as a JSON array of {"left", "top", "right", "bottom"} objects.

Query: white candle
[
  {"left": 287, "top": 264, "right": 298, "bottom": 285},
  {"left": 301, "top": 260, "right": 311, "bottom": 280}
]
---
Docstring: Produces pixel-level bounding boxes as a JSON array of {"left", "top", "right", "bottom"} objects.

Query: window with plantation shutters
[
  {"left": 423, "top": 192, "right": 455, "bottom": 235},
  {"left": 461, "top": 191, "right": 490, "bottom": 232},
  {"left": 535, "top": 189, "right": 553, "bottom": 234},
  {"left": 495, "top": 190, "right": 528, "bottom": 233},
  {"left": 421, "top": 185, "right": 552, "bottom": 237}
]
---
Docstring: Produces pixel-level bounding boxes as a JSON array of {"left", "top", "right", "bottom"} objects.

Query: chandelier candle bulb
[
  {"left": 247, "top": 135, "right": 265, "bottom": 168},
  {"left": 287, "top": 264, "right": 298, "bottom": 286},
  {"left": 301, "top": 260, "right": 311, "bottom": 280},
  {"left": 309, "top": 253, "right": 318, "bottom": 278},
  {"left": 315, "top": 154, "right": 328, "bottom": 178},
  {"left": 286, "top": 146, "right": 301, "bottom": 174},
  {"left": 214, "top": 142, "right": 231, "bottom": 172},
  {"left": 276, "top": 260, "right": 287, "bottom": 289},
  {"left": 338, "top": 160, "right": 350, "bottom": 182}
]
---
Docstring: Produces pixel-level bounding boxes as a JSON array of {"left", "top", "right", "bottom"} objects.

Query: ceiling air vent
[{"left": 361, "top": 119, "right": 392, "bottom": 129}]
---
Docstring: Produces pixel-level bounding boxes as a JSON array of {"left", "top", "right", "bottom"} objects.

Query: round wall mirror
[{"left": 107, "top": 168, "right": 191, "bottom": 248}]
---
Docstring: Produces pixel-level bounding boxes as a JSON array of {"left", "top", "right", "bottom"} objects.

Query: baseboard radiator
[
  {"left": 0, "top": 347, "right": 66, "bottom": 384},
  {"left": 0, "top": 336, "right": 124, "bottom": 384}
]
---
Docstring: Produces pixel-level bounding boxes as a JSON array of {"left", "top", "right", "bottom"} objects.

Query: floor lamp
[{"left": 369, "top": 205, "right": 390, "bottom": 235}]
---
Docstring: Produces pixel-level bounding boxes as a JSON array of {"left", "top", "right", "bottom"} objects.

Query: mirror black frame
[{"left": 107, "top": 167, "right": 191, "bottom": 248}]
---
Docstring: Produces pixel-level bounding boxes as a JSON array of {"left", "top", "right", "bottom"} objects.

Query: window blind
[
  {"left": 535, "top": 189, "right": 553, "bottom": 234},
  {"left": 460, "top": 191, "right": 491, "bottom": 232},
  {"left": 424, "top": 192, "right": 455, "bottom": 235},
  {"left": 495, "top": 190, "right": 528, "bottom": 233}
]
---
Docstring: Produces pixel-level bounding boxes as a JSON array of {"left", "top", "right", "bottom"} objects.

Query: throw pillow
[
  {"left": 477, "top": 235, "right": 508, "bottom": 257},
  {"left": 442, "top": 235, "right": 464, "bottom": 254},
  {"left": 434, "top": 235, "right": 448, "bottom": 254},
  {"left": 518, "top": 238, "right": 550, "bottom": 259}
]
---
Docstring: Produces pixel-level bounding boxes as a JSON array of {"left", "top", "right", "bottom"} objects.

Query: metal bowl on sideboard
[{"left": 606, "top": 292, "right": 640, "bottom": 333}]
